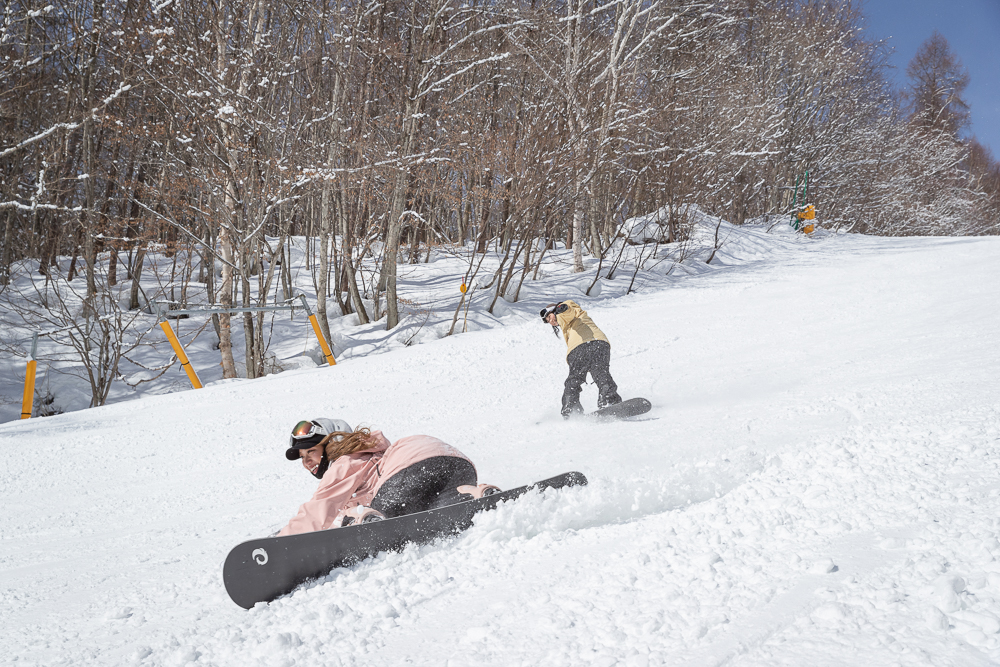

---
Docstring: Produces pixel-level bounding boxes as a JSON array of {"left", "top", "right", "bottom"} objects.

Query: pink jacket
[{"left": 278, "top": 431, "right": 473, "bottom": 536}]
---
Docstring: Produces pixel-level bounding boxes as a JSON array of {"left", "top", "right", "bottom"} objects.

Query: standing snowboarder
[{"left": 541, "top": 300, "right": 622, "bottom": 418}]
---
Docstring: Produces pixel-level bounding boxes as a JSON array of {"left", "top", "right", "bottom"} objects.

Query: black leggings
[{"left": 371, "top": 456, "right": 477, "bottom": 518}]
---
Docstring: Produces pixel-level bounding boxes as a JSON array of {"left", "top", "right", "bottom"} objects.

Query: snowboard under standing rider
[{"left": 541, "top": 300, "right": 622, "bottom": 418}]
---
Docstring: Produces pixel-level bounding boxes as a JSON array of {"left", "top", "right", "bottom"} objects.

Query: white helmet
[{"left": 285, "top": 418, "right": 354, "bottom": 460}]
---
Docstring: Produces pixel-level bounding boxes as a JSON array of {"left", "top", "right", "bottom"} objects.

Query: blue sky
[{"left": 862, "top": 0, "right": 1000, "bottom": 157}]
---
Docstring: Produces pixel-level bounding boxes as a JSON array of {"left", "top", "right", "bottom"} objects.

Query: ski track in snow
[{"left": 2, "top": 227, "right": 1000, "bottom": 665}]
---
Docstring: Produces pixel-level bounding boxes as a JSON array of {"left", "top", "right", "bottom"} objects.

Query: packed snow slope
[{"left": 3, "top": 229, "right": 1000, "bottom": 666}]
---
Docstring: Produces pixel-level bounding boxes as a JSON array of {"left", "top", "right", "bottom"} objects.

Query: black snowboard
[
  {"left": 223, "top": 471, "right": 588, "bottom": 609},
  {"left": 590, "top": 397, "right": 651, "bottom": 420}
]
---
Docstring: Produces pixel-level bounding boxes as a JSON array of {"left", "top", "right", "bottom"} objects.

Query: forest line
[{"left": 2, "top": 0, "right": 998, "bottom": 389}]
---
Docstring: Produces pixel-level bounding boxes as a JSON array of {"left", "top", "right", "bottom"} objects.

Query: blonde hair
[{"left": 320, "top": 427, "right": 377, "bottom": 462}]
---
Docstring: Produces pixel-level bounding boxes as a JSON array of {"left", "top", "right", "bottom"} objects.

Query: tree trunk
[
  {"left": 317, "top": 159, "right": 335, "bottom": 346},
  {"left": 0, "top": 210, "right": 13, "bottom": 286},
  {"left": 213, "top": 0, "right": 264, "bottom": 380},
  {"left": 571, "top": 194, "right": 585, "bottom": 273},
  {"left": 217, "top": 198, "right": 238, "bottom": 379},
  {"left": 382, "top": 173, "right": 406, "bottom": 329}
]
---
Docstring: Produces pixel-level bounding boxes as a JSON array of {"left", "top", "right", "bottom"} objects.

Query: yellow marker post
[
  {"left": 308, "top": 314, "right": 337, "bottom": 366},
  {"left": 21, "top": 359, "right": 36, "bottom": 419},
  {"left": 160, "top": 320, "right": 203, "bottom": 389},
  {"left": 298, "top": 295, "right": 336, "bottom": 366},
  {"left": 20, "top": 332, "right": 39, "bottom": 419}
]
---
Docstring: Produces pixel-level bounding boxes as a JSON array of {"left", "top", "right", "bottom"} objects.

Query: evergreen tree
[{"left": 905, "top": 30, "right": 970, "bottom": 137}]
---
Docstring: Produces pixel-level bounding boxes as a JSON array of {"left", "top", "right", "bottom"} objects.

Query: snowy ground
[{"left": 2, "top": 225, "right": 1000, "bottom": 666}]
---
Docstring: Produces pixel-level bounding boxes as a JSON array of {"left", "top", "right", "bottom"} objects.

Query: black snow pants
[
  {"left": 371, "top": 456, "right": 477, "bottom": 518},
  {"left": 561, "top": 339, "right": 622, "bottom": 416}
]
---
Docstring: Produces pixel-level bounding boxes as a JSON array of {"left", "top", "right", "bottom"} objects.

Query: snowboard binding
[
  {"left": 333, "top": 505, "right": 386, "bottom": 528},
  {"left": 457, "top": 483, "right": 501, "bottom": 499}
]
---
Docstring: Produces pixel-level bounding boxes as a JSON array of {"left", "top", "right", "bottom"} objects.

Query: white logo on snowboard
[{"left": 252, "top": 548, "right": 269, "bottom": 565}]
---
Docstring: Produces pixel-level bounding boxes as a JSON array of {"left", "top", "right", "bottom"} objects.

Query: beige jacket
[{"left": 554, "top": 300, "right": 609, "bottom": 356}]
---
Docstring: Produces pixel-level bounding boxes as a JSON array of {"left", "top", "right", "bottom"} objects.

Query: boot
[
  {"left": 561, "top": 402, "right": 584, "bottom": 419},
  {"left": 333, "top": 505, "right": 386, "bottom": 528},
  {"left": 597, "top": 392, "right": 622, "bottom": 409}
]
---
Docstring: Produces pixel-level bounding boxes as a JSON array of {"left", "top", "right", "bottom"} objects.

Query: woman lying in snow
[{"left": 278, "top": 418, "right": 498, "bottom": 536}]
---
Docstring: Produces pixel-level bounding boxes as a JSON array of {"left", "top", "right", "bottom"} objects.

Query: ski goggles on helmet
[
  {"left": 289, "top": 420, "right": 330, "bottom": 444},
  {"left": 286, "top": 420, "right": 332, "bottom": 461}
]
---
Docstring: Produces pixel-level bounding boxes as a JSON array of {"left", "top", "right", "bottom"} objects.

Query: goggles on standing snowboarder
[{"left": 539, "top": 303, "right": 568, "bottom": 321}]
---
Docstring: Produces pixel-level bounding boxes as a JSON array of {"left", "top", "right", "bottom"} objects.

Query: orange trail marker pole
[
  {"left": 298, "top": 295, "right": 336, "bottom": 366},
  {"left": 20, "top": 333, "right": 38, "bottom": 419},
  {"left": 160, "top": 319, "right": 203, "bottom": 389}
]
